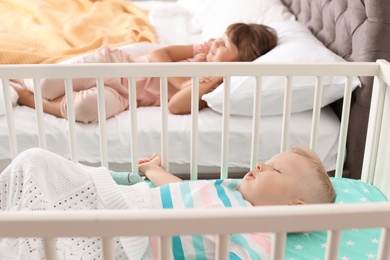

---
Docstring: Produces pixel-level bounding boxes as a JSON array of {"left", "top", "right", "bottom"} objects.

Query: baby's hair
[
  {"left": 226, "top": 23, "right": 278, "bottom": 62},
  {"left": 290, "top": 144, "right": 337, "bottom": 204}
]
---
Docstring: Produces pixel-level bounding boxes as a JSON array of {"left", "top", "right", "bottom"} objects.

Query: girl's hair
[
  {"left": 291, "top": 144, "right": 337, "bottom": 204},
  {"left": 226, "top": 23, "right": 278, "bottom": 61}
]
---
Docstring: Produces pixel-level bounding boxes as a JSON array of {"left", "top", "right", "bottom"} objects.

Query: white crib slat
[
  {"left": 335, "top": 76, "right": 354, "bottom": 178},
  {"left": 280, "top": 76, "right": 292, "bottom": 152},
  {"left": 33, "top": 78, "right": 47, "bottom": 149},
  {"left": 371, "top": 83, "right": 390, "bottom": 199},
  {"left": 310, "top": 76, "right": 324, "bottom": 151},
  {"left": 271, "top": 232, "right": 286, "bottom": 260},
  {"left": 215, "top": 234, "right": 229, "bottom": 260},
  {"left": 43, "top": 237, "right": 57, "bottom": 260},
  {"left": 64, "top": 78, "right": 78, "bottom": 162},
  {"left": 96, "top": 78, "right": 109, "bottom": 168},
  {"left": 378, "top": 228, "right": 390, "bottom": 260},
  {"left": 160, "top": 236, "right": 173, "bottom": 260},
  {"left": 160, "top": 77, "right": 169, "bottom": 171},
  {"left": 2, "top": 79, "right": 18, "bottom": 159},
  {"left": 220, "top": 76, "right": 231, "bottom": 179},
  {"left": 128, "top": 77, "right": 139, "bottom": 173},
  {"left": 190, "top": 77, "right": 199, "bottom": 180},
  {"left": 361, "top": 76, "right": 386, "bottom": 184},
  {"left": 325, "top": 230, "right": 341, "bottom": 260},
  {"left": 102, "top": 237, "right": 115, "bottom": 259},
  {"left": 250, "top": 76, "right": 263, "bottom": 170}
]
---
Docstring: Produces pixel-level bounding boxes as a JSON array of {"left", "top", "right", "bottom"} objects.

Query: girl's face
[
  {"left": 238, "top": 152, "right": 313, "bottom": 206},
  {"left": 206, "top": 34, "right": 239, "bottom": 62}
]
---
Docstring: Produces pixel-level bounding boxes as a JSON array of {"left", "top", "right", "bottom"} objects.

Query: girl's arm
[
  {"left": 168, "top": 77, "right": 223, "bottom": 114},
  {"left": 148, "top": 39, "right": 213, "bottom": 62},
  {"left": 148, "top": 45, "right": 194, "bottom": 63},
  {"left": 139, "top": 154, "right": 183, "bottom": 187},
  {"left": 148, "top": 45, "right": 198, "bottom": 90}
]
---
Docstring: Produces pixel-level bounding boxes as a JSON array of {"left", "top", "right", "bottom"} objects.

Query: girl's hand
[
  {"left": 191, "top": 53, "right": 207, "bottom": 62},
  {"left": 198, "top": 38, "right": 215, "bottom": 54},
  {"left": 199, "top": 76, "right": 212, "bottom": 84},
  {"left": 180, "top": 77, "right": 212, "bottom": 87}
]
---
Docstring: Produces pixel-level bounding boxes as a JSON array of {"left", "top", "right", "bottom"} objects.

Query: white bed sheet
[{"left": 0, "top": 105, "right": 340, "bottom": 174}]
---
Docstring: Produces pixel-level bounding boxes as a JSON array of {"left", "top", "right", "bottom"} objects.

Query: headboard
[{"left": 280, "top": 0, "right": 390, "bottom": 179}]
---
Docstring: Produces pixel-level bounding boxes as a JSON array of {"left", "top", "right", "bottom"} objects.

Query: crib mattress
[
  {"left": 0, "top": 105, "right": 340, "bottom": 174},
  {"left": 142, "top": 177, "right": 387, "bottom": 259}
]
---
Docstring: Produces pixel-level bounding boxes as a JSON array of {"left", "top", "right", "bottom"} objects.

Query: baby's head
[
  {"left": 226, "top": 23, "right": 278, "bottom": 62},
  {"left": 238, "top": 144, "right": 336, "bottom": 206}
]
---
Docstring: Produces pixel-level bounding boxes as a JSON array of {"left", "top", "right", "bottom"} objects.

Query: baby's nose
[
  {"left": 255, "top": 162, "right": 271, "bottom": 172},
  {"left": 255, "top": 162, "right": 264, "bottom": 171}
]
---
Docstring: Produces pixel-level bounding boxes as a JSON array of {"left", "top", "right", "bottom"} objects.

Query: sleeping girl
[
  {"left": 10, "top": 23, "right": 278, "bottom": 123},
  {"left": 0, "top": 144, "right": 335, "bottom": 259}
]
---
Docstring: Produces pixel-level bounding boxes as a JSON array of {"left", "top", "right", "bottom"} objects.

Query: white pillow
[
  {"left": 199, "top": 0, "right": 296, "bottom": 41},
  {"left": 176, "top": 0, "right": 210, "bottom": 34},
  {"left": 202, "top": 21, "right": 361, "bottom": 116}
]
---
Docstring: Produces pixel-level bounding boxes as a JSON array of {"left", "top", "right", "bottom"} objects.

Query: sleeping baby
[{"left": 0, "top": 144, "right": 335, "bottom": 259}]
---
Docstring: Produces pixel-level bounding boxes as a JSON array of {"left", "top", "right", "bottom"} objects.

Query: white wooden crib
[{"left": 1, "top": 59, "right": 390, "bottom": 259}]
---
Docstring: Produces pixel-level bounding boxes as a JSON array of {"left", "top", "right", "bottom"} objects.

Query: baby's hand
[{"left": 139, "top": 153, "right": 161, "bottom": 174}]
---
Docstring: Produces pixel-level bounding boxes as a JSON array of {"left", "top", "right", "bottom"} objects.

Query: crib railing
[
  {"left": 1, "top": 60, "right": 390, "bottom": 259},
  {"left": 0, "top": 61, "right": 381, "bottom": 179},
  {"left": 0, "top": 203, "right": 390, "bottom": 259}
]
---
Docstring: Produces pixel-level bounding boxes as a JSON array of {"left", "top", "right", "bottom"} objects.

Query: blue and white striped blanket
[{"left": 143, "top": 179, "right": 271, "bottom": 260}]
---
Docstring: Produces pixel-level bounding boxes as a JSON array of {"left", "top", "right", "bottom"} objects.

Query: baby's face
[{"left": 239, "top": 152, "right": 312, "bottom": 206}]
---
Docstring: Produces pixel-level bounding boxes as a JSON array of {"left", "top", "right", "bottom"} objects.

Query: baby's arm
[{"left": 139, "top": 154, "right": 183, "bottom": 187}]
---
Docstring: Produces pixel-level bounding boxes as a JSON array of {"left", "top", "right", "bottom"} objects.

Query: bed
[
  {"left": 0, "top": 0, "right": 390, "bottom": 258},
  {"left": 0, "top": 43, "right": 390, "bottom": 260},
  {"left": 1, "top": 0, "right": 389, "bottom": 180}
]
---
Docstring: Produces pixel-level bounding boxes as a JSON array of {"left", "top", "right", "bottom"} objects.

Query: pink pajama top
[{"left": 20, "top": 45, "right": 205, "bottom": 123}]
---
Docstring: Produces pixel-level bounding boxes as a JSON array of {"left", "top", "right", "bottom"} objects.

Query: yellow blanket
[{"left": 0, "top": 0, "right": 158, "bottom": 64}]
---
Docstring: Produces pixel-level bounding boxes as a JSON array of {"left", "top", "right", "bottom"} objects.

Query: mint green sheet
[{"left": 285, "top": 177, "right": 388, "bottom": 259}]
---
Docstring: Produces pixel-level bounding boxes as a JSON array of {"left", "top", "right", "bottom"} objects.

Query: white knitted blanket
[{"left": 0, "top": 148, "right": 151, "bottom": 260}]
